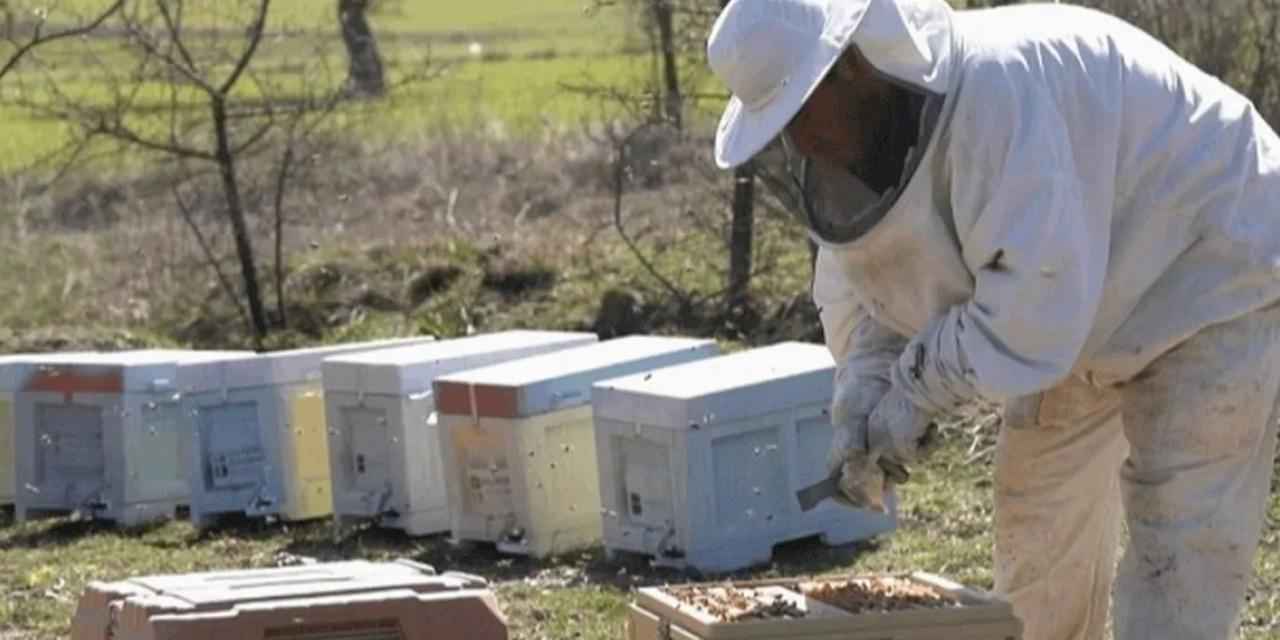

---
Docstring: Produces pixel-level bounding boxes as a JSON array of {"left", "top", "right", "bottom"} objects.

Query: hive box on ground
[
  {"left": 2, "top": 354, "right": 99, "bottom": 506},
  {"left": 178, "top": 337, "right": 435, "bottom": 528},
  {"left": 627, "top": 573, "right": 1022, "bottom": 640},
  {"left": 0, "top": 354, "right": 65, "bottom": 507},
  {"left": 591, "top": 341, "right": 897, "bottom": 574},
  {"left": 323, "top": 330, "right": 599, "bottom": 536},
  {"left": 13, "top": 350, "right": 249, "bottom": 526},
  {"left": 71, "top": 559, "right": 509, "bottom": 640},
  {"left": 434, "top": 335, "right": 720, "bottom": 558}
]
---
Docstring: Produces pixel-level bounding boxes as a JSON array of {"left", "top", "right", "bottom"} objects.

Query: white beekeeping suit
[{"left": 707, "top": 0, "right": 1280, "bottom": 638}]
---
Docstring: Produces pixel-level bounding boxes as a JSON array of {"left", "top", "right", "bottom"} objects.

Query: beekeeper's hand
[
  {"left": 867, "top": 385, "right": 940, "bottom": 467},
  {"left": 826, "top": 368, "right": 909, "bottom": 510}
]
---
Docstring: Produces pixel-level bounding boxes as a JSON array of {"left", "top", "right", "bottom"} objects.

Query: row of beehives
[{"left": 0, "top": 331, "right": 895, "bottom": 573}]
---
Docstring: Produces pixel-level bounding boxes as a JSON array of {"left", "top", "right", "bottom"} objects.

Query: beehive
[
  {"left": 0, "top": 354, "right": 75, "bottom": 506},
  {"left": 591, "top": 342, "right": 896, "bottom": 574},
  {"left": 627, "top": 573, "right": 1022, "bottom": 640},
  {"left": 177, "top": 337, "right": 435, "bottom": 528},
  {"left": 71, "top": 559, "right": 509, "bottom": 640},
  {"left": 323, "top": 330, "right": 598, "bottom": 536},
  {"left": 13, "top": 350, "right": 249, "bottom": 526},
  {"left": 434, "top": 336, "right": 720, "bottom": 558}
]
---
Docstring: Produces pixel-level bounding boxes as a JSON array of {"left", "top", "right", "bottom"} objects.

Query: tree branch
[
  {"left": 172, "top": 179, "right": 252, "bottom": 330},
  {"left": 157, "top": 0, "right": 201, "bottom": 75},
  {"left": 220, "top": 0, "right": 270, "bottom": 94},
  {"left": 0, "top": 0, "right": 125, "bottom": 81},
  {"left": 231, "top": 118, "right": 276, "bottom": 155},
  {"left": 610, "top": 122, "right": 692, "bottom": 309},
  {"left": 121, "top": 17, "right": 215, "bottom": 94},
  {"left": 90, "top": 118, "right": 217, "bottom": 161}
]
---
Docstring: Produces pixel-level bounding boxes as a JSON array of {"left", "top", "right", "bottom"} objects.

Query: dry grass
[{"left": 0, "top": 123, "right": 815, "bottom": 352}]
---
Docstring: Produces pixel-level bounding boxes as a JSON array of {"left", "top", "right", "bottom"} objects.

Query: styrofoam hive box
[
  {"left": 591, "top": 341, "right": 897, "bottom": 574},
  {"left": 323, "top": 330, "right": 599, "bottom": 536},
  {"left": 434, "top": 336, "right": 720, "bottom": 558},
  {"left": 0, "top": 355, "right": 37, "bottom": 507},
  {"left": 178, "top": 337, "right": 435, "bottom": 528},
  {"left": 1, "top": 354, "right": 97, "bottom": 506},
  {"left": 627, "top": 572, "right": 1021, "bottom": 640},
  {"left": 13, "top": 350, "right": 250, "bottom": 526},
  {"left": 71, "top": 559, "right": 509, "bottom": 640}
]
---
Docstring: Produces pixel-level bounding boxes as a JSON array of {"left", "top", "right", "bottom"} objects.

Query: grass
[
  {"left": 0, "top": 440, "right": 991, "bottom": 640},
  {"left": 3, "top": 438, "right": 1275, "bottom": 639},
  {"left": 0, "top": 0, "right": 637, "bottom": 171}
]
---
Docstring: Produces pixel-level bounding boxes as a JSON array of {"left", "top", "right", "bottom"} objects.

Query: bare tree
[{"left": 8, "top": 0, "right": 353, "bottom": 348}]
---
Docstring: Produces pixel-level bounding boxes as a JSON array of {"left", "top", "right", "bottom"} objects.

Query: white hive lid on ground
[
  {"left": 433, "top": 335, "right": 719, "bottom": 418},
  {"left": 592, "top": 341, "right": 836, "bottom": 428},
  {"left": 14, "top": 350, "right": 249, "bottom": 393},
  {"left": 323, "top": 330, "right": 599, "bottom": 396},
  {"left": 178, "top": 337, "right": 436, "bottom": 393}
]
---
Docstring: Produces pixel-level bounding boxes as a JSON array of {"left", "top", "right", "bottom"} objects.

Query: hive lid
[
  {"left": 0, "top": 353, "right": 95, "bottom": 391},
  {"left": 108, "top": 560, "right": 479, "bottom": 610},
  {"left": 177, "top": 337, "right": 436, "bottom": 393},
  {"left": 591, "top": 342, "right": 836, "bottom": 428},
  {"left": 433, "top": 336, "right": 719, "bottom": 418},
  {"left": 13, "top": 350, "right": 250, "bottom": 394},
  {"left": 322, "top": 330, "right": 599, "bottom": 396}
]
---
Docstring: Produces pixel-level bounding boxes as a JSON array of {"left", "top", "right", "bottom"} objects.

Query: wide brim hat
[{"left": 709, "top": 0, "right": 871, "bottom": 169}]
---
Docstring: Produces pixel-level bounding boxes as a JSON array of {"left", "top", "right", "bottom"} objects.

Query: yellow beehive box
[
  {"left": 627, "top": 572, "right": 1022, "bottom": 640},
  {"left": 434, "top": 336, "right": 719, "bottom": 558},
  {"left": 178, "top": 337, "right": 435, "bottom": 527}
]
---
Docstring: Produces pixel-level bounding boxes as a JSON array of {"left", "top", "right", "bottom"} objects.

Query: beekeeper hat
[{"left": 708, "top": 0, "right": 870, "bottom": 169}]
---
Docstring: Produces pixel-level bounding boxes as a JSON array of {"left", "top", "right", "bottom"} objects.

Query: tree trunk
[
  {"left": 728, "top": 160, "right": 756, "bottom": 309},
  {"left": 273, "top": 145, "right": 295, "bottom": 329},
  {"left": 652, "top": 0, "right": 682, "bottom": 129},
  {"left": 211, "top": 97, "right": 269, "bottom": 348},
  {"left": 720, "top": 0, "right": 755, "bottom": 310},
  {"left": 338, "top": 0, "right": 385, "bottom": 97}
]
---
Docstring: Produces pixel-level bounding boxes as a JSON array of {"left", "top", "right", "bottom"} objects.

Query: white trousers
[{"left": 995, "top": 305, "right": 1280, "bottom": 640}]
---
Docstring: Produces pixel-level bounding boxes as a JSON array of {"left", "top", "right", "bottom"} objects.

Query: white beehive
[
  {"left": 13, "top": 349, "right": 249, "bottom": 526},
  {"left": 0, "top": 354, "right": 85, "bottom": 507},
  {"left": 177, "top": 337, "right": 435, "bottom": 528},
  {"left": 434, "top": 336, "right": 720, "bottom": 558},
  {"left": 323, "top": 330, "right": 599, "bottom": 536},
  {"left": 591, "top": 342, "right": 897, "bottom": 574}
]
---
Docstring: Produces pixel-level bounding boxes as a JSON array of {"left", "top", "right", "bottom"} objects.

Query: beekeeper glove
[
  {"left": 867, "top": 384, "right": 940, "bottom": 467},
  {"left": 826, "top": 365, "right": 912, "bottom": 511}
]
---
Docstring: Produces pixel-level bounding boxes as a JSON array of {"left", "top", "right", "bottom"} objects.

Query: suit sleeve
[{"left": 891, "top": 71, "right": 1110, "bottom": 413}]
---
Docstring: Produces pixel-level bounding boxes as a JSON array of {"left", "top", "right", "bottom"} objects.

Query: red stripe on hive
[
  {"left": 24, "top": 370, "right": 123, "bottom": 394},
  {"left": 434, "top": 381, "right": 519, "bottom": 419}
]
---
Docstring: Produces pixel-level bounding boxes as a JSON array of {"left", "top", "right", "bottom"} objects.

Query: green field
[{"left": 0, "top": 0, "right": 642, "bottom": 170}]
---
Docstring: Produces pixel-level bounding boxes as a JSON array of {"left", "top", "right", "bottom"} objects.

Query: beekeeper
[{"left": 707, "top": 0, "right": 1280, "bottom": 638}]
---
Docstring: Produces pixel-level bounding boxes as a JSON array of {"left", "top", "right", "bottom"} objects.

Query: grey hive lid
[
  {"left": 591, "top": 341, "right": 837, "bottom": 428},
  {"left": 178, "top": 337, "right": 437, "bottom": 393},
  {"left": 322, "top": 330, "right": 599, "bottom": 395},
  {"left": 433, "top": 336, "right": 720, "bottom": 418}
]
